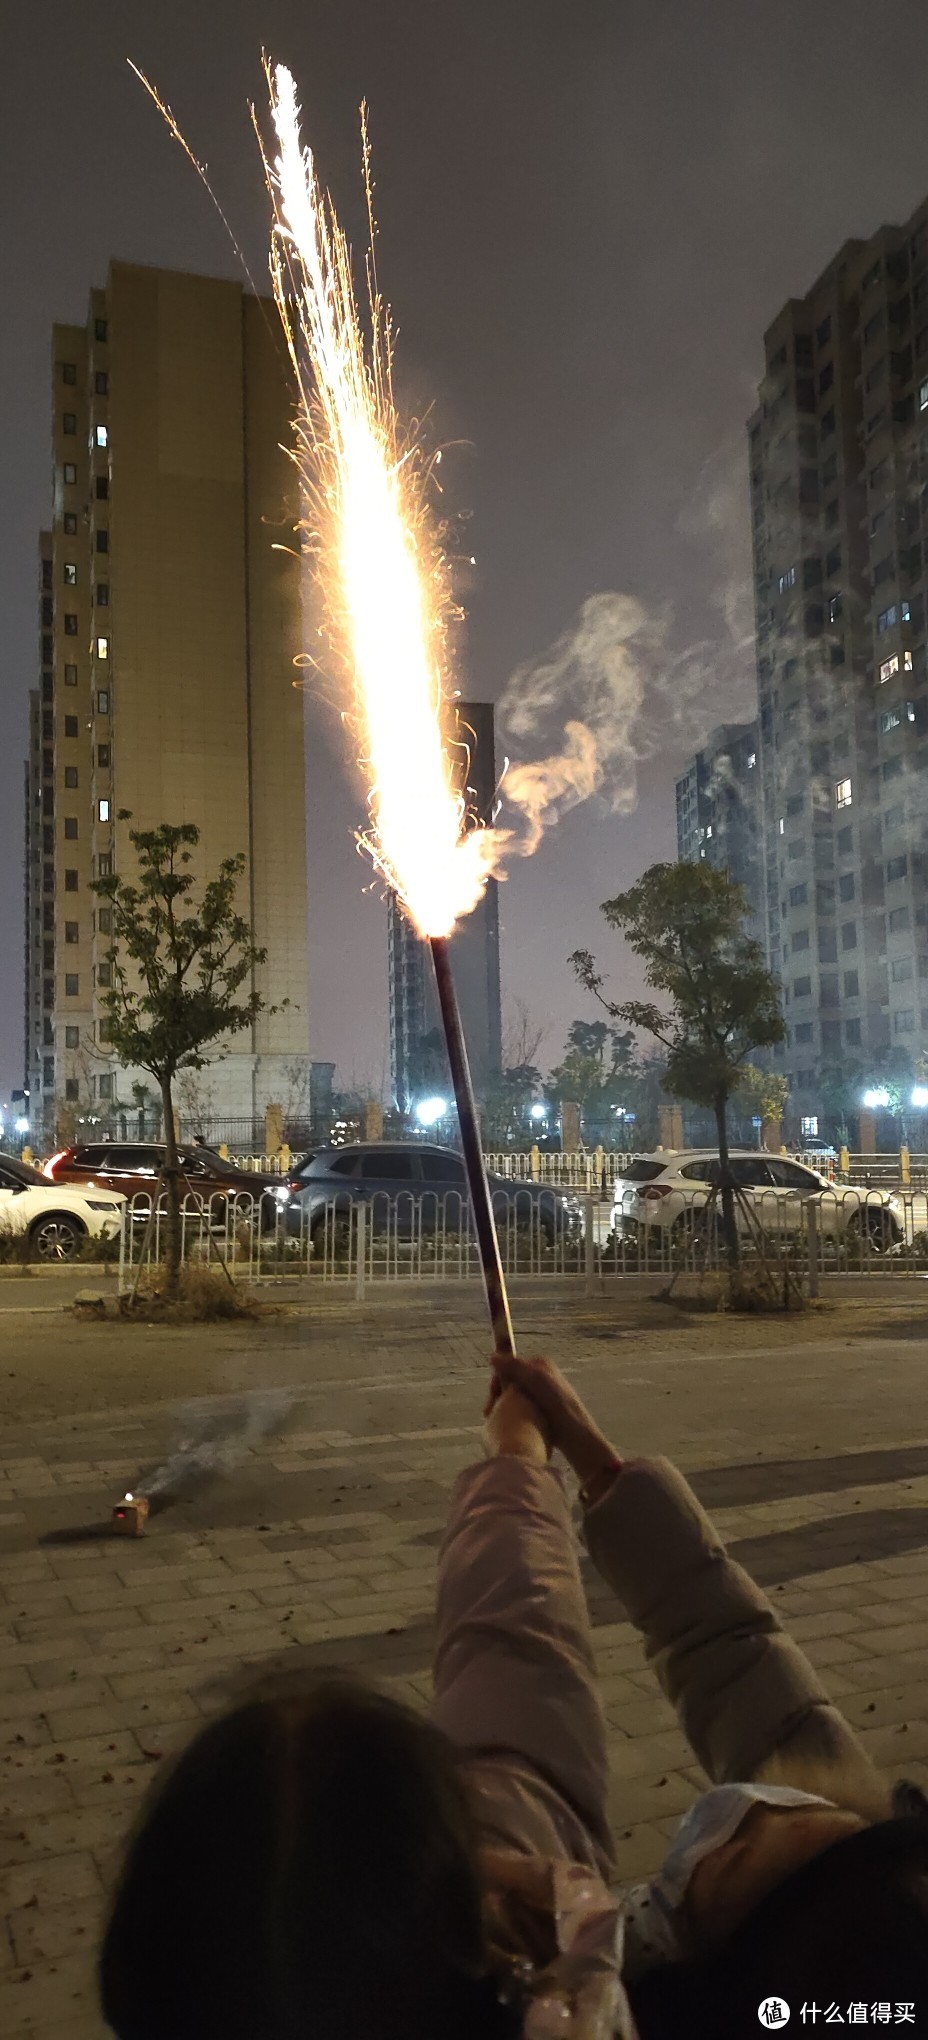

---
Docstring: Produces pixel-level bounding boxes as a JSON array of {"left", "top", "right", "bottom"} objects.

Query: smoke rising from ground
[
  {"left": 139, "top": 1388, "right": 298, "bottom": 1503},
  {"left": 496, "top": 439, "right": 756, "bottom": 850}
]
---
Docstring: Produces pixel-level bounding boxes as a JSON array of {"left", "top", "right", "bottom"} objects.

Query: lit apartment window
[
  {"left": 64, "top": 664, "right": 77, "bottom": 685},
  {"left": 63, "top": 463, "right": 76, "bottom": 486},
  {"left": 778, "top": 817, "right": 785, "bottom": 834},
  {"left": 902, "top": 600, "right": 912, "bottom": 621},
  {"left": 95, "top": 425, "right": 108, "bottom": 449},
  {"left": 778, "top": 566, "right": 796, "bottom": 593},
  {"left": 747, "top": 752, "right": 756, "bottom": 768},
  {"left": 98, "top": 799, "right": 111, "bottom": 822},
  {"left": 835, "top": 778, "right": 852, "bottom": 808},
  {"left": 63, "top": 412, "right": 76, "bottom": 435},
  {"left": 880, "top": 654, "right": 900, "bottom": 682},
  {"left": 63, "top": 562, "right": 77, "bottom": 585},
  {"left": 881, "top": 708, "right": 902, "bottom": 732},
  {"left": 829, "top": 594, "right": 842, "bottom": 624},
  {"left": 920, "top": 379, "right": 928, "bottom": 412},
  {"left": 96, "top": 636, "right": 108, "bottom": 659}
]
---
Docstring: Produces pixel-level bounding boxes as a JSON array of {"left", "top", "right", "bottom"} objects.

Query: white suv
[
  {"left": 0, "top": 1152, "right": 124, "bottom": 1261},
  {"left": 612, "top": 1149, "right": 904, "bottom": 1252}
]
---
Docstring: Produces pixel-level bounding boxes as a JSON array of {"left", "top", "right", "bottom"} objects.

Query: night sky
[{"left": 6, "top": 1, "right": 928, "bottom": 1104}]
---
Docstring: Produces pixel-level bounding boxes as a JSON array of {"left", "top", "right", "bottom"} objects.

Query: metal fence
[{"left": 115, "top": 1181, "right": 928, "bottom": 1297}]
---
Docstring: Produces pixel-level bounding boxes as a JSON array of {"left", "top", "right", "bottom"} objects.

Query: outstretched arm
[
  {"left": 492, "top": 1356, "right": 887, "bottom": 1821},
  {"left": 431, "top": 1388, "right": 612, "bottom": 1864}
]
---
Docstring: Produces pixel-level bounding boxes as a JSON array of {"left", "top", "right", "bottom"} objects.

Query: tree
[
  {"left": 549, "top": 1019, "right": 640, "bottom": 1145},
  {"left": 92, "top": 819, "right": 272, "bottom": 1299},
  {"left": 819, "top": 1057, "right": 864, "bottom": 1147},
  {"left": 571, "top": 862, "right": 786, "bottom": 1264},
  {"left": 737, "top": 1066, "right": 790, "bottom": 1148},
  {"left": 502, "top": 995, "right": 548, "bottom": 1074}
]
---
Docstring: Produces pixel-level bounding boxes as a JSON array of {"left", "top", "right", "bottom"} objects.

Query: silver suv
[{"left": 612, "top": 1149, "right": 904, "bottom": 1251}]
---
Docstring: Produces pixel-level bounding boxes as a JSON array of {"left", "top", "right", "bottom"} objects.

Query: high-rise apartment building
[
  {"left": 675, "top": 720, "right": 762, "bottom": 934},
  {"left": 24, "top": 261, "right": 310, "bottom": 1143},
  {"left": 749, "top": 198, "right": 928, "bottom": 1113},
  {"left": 388, "top": 699, "right": 502, "bottom": 1111}
]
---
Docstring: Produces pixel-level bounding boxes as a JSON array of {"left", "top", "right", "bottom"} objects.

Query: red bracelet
[{"left": 578, "top": 1458, "right": 622, "bottom": 1510}]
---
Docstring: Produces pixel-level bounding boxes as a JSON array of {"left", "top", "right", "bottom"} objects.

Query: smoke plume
[{"left": 496, "top": 439, "right": 756, "bottom": 851}]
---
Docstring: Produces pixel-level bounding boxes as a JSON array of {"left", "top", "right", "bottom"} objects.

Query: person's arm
[
  {"left": 492, "top": 1357, "right": 887, "bottom": 1820},
  {"left": 431, "top": 1387, "right": 612, "bottom": 1858}
]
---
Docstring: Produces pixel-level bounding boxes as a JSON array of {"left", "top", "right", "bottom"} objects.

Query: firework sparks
[{"left": 261, "top": 62, "right": 504, "bottom": 940}]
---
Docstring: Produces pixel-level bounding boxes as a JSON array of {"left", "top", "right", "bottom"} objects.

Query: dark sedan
[{"left": 285, "top": 1142, "right": 581, "bottom": 1247}]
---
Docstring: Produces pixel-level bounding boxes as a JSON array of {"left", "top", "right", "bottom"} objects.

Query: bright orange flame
[{"left": 263, "top": 63, "right": 502, "bottom": 939}]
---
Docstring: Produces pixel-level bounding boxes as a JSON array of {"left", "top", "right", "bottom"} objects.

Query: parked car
[
  {"left": 612, "top": 1149, "right": 904, "bottom": 1251},
  {"left": 0, "top": 1151, "right": 124, "bottom": 1261},
  {"left": 43, "top": 1142, "right": 291, "bottom": 1229},
  {"left": 285, "top": 1142, "right": 581, "bottom": 1247}
]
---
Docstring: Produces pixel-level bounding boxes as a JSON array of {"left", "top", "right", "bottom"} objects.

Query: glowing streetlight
[
  {"left": 530, "top": 1103, "right": 546, "bottom": 1121},
  {"left": 14, "top": 1117, "right": 29, "bottom": 1136},
  {"left": 862, "top": 1087, "right": 890, "bottom": 1110},
  {"left": 911, "top": 1086, "right": 928, "bottom": 1110},
  {"left": 415, "top": 1096, "right": 448, "bottom": 1128}
]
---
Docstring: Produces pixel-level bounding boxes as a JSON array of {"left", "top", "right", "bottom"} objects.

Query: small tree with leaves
[
  {"left": 571, "top": 862, "right": 785, "bottom": 1264},
  {"left": 736, "top": 1065, "right": 790, "bottom": 1149},
  {"left": 92, "top": 819, "right": 271, "bottom": 1299}
]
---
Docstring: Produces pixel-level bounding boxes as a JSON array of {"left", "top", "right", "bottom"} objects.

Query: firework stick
[{"left": 429, "top": 934, "right": 515, "bottom": 1358}]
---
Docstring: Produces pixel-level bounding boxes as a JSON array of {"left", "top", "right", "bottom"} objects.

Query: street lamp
[
  {"left": 415, "top": 1096, "right": 448, "bottom": 1129},
  {"left": 912, "top": 1086, "right": 928, "bottom": 1110},
  {"left": 530, "top": 1103, "right": 546, "bottom": 1122},
  {"left": 14, "top": 1117, "right": 29, "bottom": 1137},
  {"left": 862, "top": 1087, "right": 890, "bottom": 1110}
]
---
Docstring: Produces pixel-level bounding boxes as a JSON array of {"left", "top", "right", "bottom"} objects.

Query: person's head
[
  {"left": 100, "top": 1679, "right": 518, "bottom": 2040},
  {"left": 630, "top": 1814, "right": 928, "bottom": 2038}
]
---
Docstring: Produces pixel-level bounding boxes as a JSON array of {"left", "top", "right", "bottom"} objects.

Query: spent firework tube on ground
[{"left": 112, "top": 1492, "right": 149, "bottom": 1535}]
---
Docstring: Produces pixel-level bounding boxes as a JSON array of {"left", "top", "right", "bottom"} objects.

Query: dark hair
[
  {"left": 100, "top": 1679, "right": 519, "bottom": 2040},
  {"left": 630, "top": 1816, "right": 928, "bottom": 2039}
]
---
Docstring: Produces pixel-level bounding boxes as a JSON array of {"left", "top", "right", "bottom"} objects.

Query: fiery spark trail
[{"left": 261, "top": 62, "right": 504, "bottom": 939}]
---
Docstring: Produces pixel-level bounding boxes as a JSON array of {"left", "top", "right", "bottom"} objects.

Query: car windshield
[
  {"left": 0, "top": 1152, "right": 45, "bottom": 1187},
  {"left": 182, "top": 1148, "right": 238, "bottom": 1176}
]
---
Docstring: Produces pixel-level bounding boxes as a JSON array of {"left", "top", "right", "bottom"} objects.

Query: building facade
[
  {"left": 24, "top": 262, "right": 311, "bottom": 1144},
  {"left": 748, "top": 198, "right": 928, "bottom": 1115},
  {"left": 675, "top": 720, "right": 762, "bottom": 934},
  {"left": 388, "top": 698, "right": 502, "bottom": 1111}
]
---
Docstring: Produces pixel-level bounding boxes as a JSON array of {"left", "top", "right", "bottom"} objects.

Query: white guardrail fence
[{"left": 115, "top": 1181, "right": 928, "bottom": 1297}]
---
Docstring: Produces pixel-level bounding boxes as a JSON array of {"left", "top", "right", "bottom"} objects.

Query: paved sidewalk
[{"left": 2, "top": 1291, "right": 928, "bottom": 2036}]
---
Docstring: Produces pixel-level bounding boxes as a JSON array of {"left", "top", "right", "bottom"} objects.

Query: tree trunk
[
  {"left": 714, "top": 1091, "right": 740, "bottom": 1268},
  {"left": 160, "top": 1075, "right": 182, "bottom": 1301}
]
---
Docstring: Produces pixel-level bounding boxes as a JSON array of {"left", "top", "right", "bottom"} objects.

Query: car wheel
[
  {"left": 847, "top": 1208, "right": 898, "bottom": 1255},
  {"left": 29, "top": 1214, "right": 85, "bottom": 1262}
]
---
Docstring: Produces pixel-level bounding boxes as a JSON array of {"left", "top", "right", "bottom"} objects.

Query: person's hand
[
  {"left": 485, "top": 1355, "right": 620, "bottom": 1492},
  {"left": 483, "top": 1384, "right": 550, "bottom": 1466}
]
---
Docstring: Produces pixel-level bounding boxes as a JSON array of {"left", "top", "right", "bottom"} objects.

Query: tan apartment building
[{"left": 24, "top": 262, "right": 310, "bottom": 1145}]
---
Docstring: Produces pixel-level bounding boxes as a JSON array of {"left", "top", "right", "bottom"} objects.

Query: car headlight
[
  {"left": 273, "top": 1186, "right": 291, "bottom": 1203},
  {"left": 86, "top": 1199, "right": 122, "bottom": 1212}
]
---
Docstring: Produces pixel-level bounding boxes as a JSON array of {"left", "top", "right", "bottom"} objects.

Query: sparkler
[{"left": 261, "top": 63, "right": 515, "bottom": 1353}]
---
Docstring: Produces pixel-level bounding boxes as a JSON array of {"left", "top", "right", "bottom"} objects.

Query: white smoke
[{"left": 496, "top": 439, "right": 756, "bottom": 849}]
